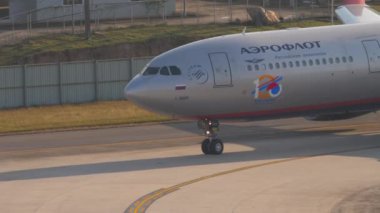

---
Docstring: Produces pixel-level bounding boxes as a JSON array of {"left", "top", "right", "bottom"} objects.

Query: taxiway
[{"left": 0, "top": 115, "right": 380, "bottom": 213}]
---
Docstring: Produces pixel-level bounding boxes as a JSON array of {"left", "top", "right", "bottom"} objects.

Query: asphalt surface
[{"left": 0, "top": 114, "right": 380, "bottom": 212}]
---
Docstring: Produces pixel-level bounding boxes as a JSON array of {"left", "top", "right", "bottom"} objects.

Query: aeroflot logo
[
  {"left": 252, "top": 74, "right": 283, "bottom": 100},
  {"left": 242, "top": 41, "right": 321, "bottom": 54},
  {"left": 187, "top": 64, "right": 208, "bottom": 84}
]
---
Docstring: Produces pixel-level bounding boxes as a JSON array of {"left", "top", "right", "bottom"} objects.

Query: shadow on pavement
[{"left": 0, "top": 122, "right": 379, "bottom": 181}]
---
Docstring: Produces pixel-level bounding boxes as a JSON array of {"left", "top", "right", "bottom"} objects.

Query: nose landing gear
[{"left": 198, "top": 119, "right": 224, "bottom": 155}]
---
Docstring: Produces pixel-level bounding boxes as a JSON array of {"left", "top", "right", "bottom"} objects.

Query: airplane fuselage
[{"left": 126, "top": 22, "right": 380, "bottom": 121}]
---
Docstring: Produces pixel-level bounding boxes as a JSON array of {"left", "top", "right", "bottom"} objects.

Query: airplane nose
[
  {"left": 124, "top": 79, "right": 141, "bottom": 102},
  {"left": 124, "top": 75, "right": 170, "bottom": 114}
]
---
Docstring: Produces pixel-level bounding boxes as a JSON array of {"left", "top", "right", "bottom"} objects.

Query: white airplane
[{"left": 125, "top": 1, "right": 380, "bottom": 155}]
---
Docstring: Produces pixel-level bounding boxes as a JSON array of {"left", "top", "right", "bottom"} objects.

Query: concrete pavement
[{"left": 0, "top": 115, "right": 380, "bottom": 212}]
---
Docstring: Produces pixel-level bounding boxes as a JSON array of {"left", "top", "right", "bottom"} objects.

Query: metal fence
[
  {"left": 0, "top": 57, "right": 153, "bottom": 109},
  {"left": 0, "top": 0, "right": 344, "bottom": 46}
]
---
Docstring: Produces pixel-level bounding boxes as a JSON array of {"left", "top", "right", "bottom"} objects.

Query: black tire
[
  {"left": 210, "top": 139, "right": 224, "bottom": 155},
  {"left": 201, "top": 139, "right": 211, "bottom": 155}
]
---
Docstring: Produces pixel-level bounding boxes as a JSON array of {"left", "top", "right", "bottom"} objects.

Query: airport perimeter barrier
[
  {"left": 0, "top": 57, "right": 154, "bottom": 109},
  {"left": 0, "top": 0, "right": 335, "bottom": 46}
]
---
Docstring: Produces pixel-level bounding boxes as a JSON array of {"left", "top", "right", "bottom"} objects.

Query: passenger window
[
  {"left": 275, "top": 63, "right": 280, "bottom": 69},
  {"left": 160, "top": 66, "right": 170, "bottom": 75},
  {"left": 295, "top": 61, "right": 300, "bottom": 67},
  {"left": 342, "top": 57, "right": 347, "bottom": 63},
  {"left": 143, "top": 67, "right": 160, "bottom": 76},
  {"left": 247, "top": 65, "right": 253, "bottom": 71},
  {"left": 170, "top": 66, "right": 182, "bottom": 75},
  {"left": 348, "top": 56, "right": 354, "bottom": 62},
  {"left": 282, "top": 62, "right": 287, "bottom": 68},
  {"left": 289, "top": 61, "right": 294, "bottom": 68},
  {"left": 329, "top": 58, "right": 334, "bottom": 64},
  {"left": 302, "top": 60, "right": 307, "bottom": 66},
  {"left": 309, "top": 59, "right": 314, "bottom": 66},
  {"left": 322, "top": 58, "right": 327, "bottom": 65},
  {"left": 269, "top": 63, "right": 274, "bottom": 70},
  {"left": 335, "top": 57, "right": 340, "bottom": 64},
  {"left": 255, "top": 64, "right": 260, "bottom": 71},
  {"left": 315, "top": 59, "right": 320, "bottom": 66}
]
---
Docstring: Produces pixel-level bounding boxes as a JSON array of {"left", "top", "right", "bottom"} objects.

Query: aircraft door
[
  {"left": 209, "top": 52, "right": 233, "bottom": 87},
  {"left": 362, "top": 40, "right": 380, "bottom": 73}
]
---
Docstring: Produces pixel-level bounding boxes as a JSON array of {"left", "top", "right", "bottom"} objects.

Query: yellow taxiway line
[{"left": 126, "top": 145, "right": 380, "bottom": 213}]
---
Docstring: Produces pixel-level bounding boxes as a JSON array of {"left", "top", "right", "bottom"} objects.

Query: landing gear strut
[{"left": 198, "top": 119, "right": 224, "bottom": 155}]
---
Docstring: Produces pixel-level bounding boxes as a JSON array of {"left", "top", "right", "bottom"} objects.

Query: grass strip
[
  {"left": 0, "top": 20, "right": 329, "bottom": 66},
  {"left": 0, "top": 101, "right": 170, "bottom": 134}
]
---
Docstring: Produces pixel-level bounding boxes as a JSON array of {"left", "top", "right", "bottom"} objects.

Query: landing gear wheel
[
  {"left": 201, "top": 138, "right": 224, "bottom": 155},
  {"left": 198, "top": 119, "right": 224, "bottom": 155},
  {"left": 210, "top": 139, "right": 224, "bottom": 155},
  {"left": 201, "top": 139, "right": 211, "bottom": 155}
]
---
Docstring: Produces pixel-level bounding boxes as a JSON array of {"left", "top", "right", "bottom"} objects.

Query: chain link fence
[{"left": 0, "top": 0, "right": 349, "bottom": 46}]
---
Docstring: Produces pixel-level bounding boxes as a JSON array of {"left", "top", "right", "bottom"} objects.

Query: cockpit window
[
  {"left": 143, "top": 67, "right": 159, "bottom": 76},
  {"left": 143, "top": 66, "right": 181, "bottom": 76},
  {"left": 170, "top": 66, "right": 182, "bottom": 75},
  {"left": 160, "top": 66, "right": 170, "bottom": 75}
]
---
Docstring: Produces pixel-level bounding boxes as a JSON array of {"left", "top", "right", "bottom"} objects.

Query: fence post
[
  {"left": 63, "top": 6, "right": 66, "bottom": 31},
  {"left": 72, "top": 0, "right": 75, "bottom": 34},
  {"left": 214, "top": 0, "right": 216, "bottom": 24},
  {"left": 331, "top": 0, "right": 334, "bottom": 25},
  {"left": 162, "top": 0, "right": 165, "bottom": 23},
  {"left": 196, "top": 0, "right": 200, "bottom": 24},
  {"left": 94, "top": 60, "right": 99, "bottom": 101},
  {"left": 129, "top": 58, "right": 134, "bottom": 82},
  {"left": 130, "top": 3, "right": 134, "bottom": 24},
  {"left": 12, "top": 15, "right": 15, "bottom": 32},
  {"left": 58, "top": 62, "right": 63, "bottom": 105},
  {"left": 29, "top": 11, "right": 32, "bottom": 37},
  {"left": 26, "top": 12, "right": 30, "bottom": 38},
  {"left": 229, "top": 0, "right": 232, "bottom": 23},
  {"left": 22, "top": 64, "right": 27, "bottom": 107}
]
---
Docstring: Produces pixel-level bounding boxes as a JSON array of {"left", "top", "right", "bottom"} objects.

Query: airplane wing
[{"left": 335, "top": 4, "right": 380, "bottom": 24}]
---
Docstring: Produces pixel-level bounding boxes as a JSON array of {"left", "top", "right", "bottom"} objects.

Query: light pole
[
  {"left": 183, "top": 0, "right": 186, "bottom": 17},
  {"left": 246, "top": 0, "right": 249, "bottom": 22},
  {"left": 331, "top": 0, "right": 334, "bottom": 24},
  {"left": 84, "top": 0, "right": 91, "bottom": 39},
  {"left": 214, "top": 0, "right": 216, "bottom": 24},
  {"left": 71, "top": 0, "right": 75, "bottom": 34},
  {"left": 228, "top": 0, "right": 232, "bottom": 22}
]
